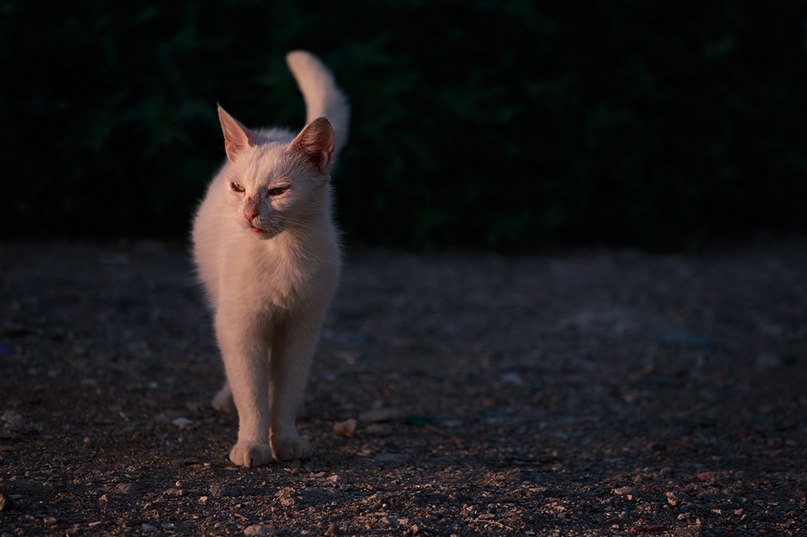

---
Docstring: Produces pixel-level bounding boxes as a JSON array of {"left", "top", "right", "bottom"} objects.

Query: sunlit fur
[{"left": 191, "top": 51, "right": 348, "bottom": 467}]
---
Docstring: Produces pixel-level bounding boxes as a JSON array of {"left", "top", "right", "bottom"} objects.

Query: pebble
[
  {"left": 0, "top": 492, "right": 12, "bottom": 511},
  {"left": 141, "top": 523, "right": 158, "bottom": 533},
  {"left": 1, "top": 410, "right": 23, "bottom": 430},
  {"left": 501, "top": 371, "right": 523, "bottom": 385},
  {"left": 244, "top": 524, "right": 276, "bottom": 536},
  {"left": 333, "top": 418, "right": 357, "bottom": 438},
  {"left": 171, "top": 417, "right": 194, "bottom": 428},
  {"left": 324, "top": 523, "right": 339, "bottom": 537},
  {"left": 358, "top": 407, "right": 405, "bottom": 423},
  {"left": 612, "top": 486, "right": 635, "bottom": 496},
  {"left": 673, "top": 525, "right": 702, "bottom": 537},
  {"left": 275, "top": 487, "right": 296, "bottom": 507},
  {"left": 696, "top": 471, "right": 716, "bottom": 482},
  {"left": 211, "top": 484, "right": 244, "bottom": 497}
]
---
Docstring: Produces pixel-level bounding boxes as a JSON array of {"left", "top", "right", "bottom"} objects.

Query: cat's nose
[{"left": 244, "top": 197, "right": 260, "bottom": 221}]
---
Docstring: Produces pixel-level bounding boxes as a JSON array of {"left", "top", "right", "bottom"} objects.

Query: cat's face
[
  {"left": 225, "top": 145, "right": 327, "bottom": 238},
  {"left": 217, "top": 106, "right": 334, "bottom": 239}
]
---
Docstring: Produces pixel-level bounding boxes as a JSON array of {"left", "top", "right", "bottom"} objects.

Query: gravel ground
[{"left": 0, "top": 239, "right": 805, "bottom": 536}]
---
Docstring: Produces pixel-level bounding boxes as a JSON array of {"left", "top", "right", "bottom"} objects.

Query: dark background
[{"left": 2, "top": 1, "right": 806, "bottom": 251}]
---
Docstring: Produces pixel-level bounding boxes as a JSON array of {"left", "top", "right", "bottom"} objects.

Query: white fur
[
  {"left": 192, "top": 51, "right": 348, "bottom": 467},
  {"left": 286, "top": 51, "right": 349, "bottom": 158}
]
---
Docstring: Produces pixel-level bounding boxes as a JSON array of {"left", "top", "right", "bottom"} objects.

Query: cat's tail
[{"left": 286, "top": 50, "right": 350, "bottom": 159}]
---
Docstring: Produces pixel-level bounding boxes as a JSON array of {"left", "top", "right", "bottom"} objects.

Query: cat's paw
[
  {"left": 229, "top": 442, "right": 272, "bottom": 467},
  {"left": 271, "top": 434, "right": 315, "bottom": 462},
  {"left": 212, "top": 384, "right": 236, "bottom": 414}
]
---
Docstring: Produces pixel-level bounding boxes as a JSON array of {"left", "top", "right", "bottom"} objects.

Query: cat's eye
[
  {"left": 231, "top": 182, "right": 245, "bottom": 193},
  {"left": 267, "top": 185, "right": 290, "bottom": 197}
]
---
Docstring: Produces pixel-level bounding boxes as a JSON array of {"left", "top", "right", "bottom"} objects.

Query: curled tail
[{"left": 286, "top": 50, "right": 350, "bottom": 160}]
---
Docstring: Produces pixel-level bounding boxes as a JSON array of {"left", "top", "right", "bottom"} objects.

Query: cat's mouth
[{"left": 248, "top": 223, "right": 282, "bottom": 238}]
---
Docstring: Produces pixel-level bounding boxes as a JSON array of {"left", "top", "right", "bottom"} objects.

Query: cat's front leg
[
  {"left": 215, "top": 312, "right": 273, "bottom": 467},
  {"left": 268, "top": 316, "right": 323, "bottom": 461}
]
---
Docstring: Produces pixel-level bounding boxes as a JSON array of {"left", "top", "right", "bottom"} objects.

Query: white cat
[{"left": 192, "top": 51, "right": 348, "bottom": 467}]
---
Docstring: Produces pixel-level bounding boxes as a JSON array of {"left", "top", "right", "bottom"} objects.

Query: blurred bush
[{"left": 1, "top": 1, "right": 806, "bottom": 250}]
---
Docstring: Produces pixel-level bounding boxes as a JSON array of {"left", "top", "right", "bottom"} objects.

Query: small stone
[
  {"left": 1, "top": 410, "right": 23, "bottom": 430},
  {"left": 215, "top": 484, "right": 244, "bottom": 497},
  {"left": 275, "top": 487, "right": 296, "bottom": 507},
  {"left": 696, "top": 472, "right": 716, "bottom": 482},
  {"left": 673, "top": 525, "right": 702, "bottom": 537},
  {"left": 666, "top": 491, "right": 679, "bottom": 506},
  {"left": 358, "top": 407, "right": 405, "bottom": 423},
  {"left": 199, "top": 496, "right": 209, "bottom": 504},
  {"left": 501, "top": 371, "right": 523, "bottom": 385},
  {"left": 333, "top": 418, "right": 357, "bottom": 438},
  {"left": 43, "top": 516, "right": 57, "bottom": 526},
  {"left": 141, "top": 523, "right": 158, "bottom": 533},
  {"left": 0, "top": 492, "right": 13, "bottom": 511},
  {"left": 171, "top": 417, "right": 193, "bottom": 428},
  {"left": 99, "top": 494, "right": 109, "bottom": 503},
  {"left": 244, "top": 524, "right": 276, "bottom": 536},
  {"left": 324, "top": 522, "right": 339, "bottom": 537},
  {"left": 612, "top": 486, "right": 635, "bottom": 496}
]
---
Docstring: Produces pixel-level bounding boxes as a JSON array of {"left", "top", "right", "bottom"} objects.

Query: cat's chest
[
  {"left": 221, "top": 241, "right": 325, "bottom": 314},
  {"left": 241, "top": 254, "right": 306, "bottom": 310}
]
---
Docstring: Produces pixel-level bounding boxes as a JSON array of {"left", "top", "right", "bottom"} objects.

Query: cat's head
[{"left": 217, "top": 105, "right": 334, "bottom": 238}]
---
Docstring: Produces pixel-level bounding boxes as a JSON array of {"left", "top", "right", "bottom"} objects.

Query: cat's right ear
[
  {"left": 289, "top": 117, "right": 335, "bottom": 176},
  {"left": 218, "top": 105, "right": 262, "bottom": 162}
]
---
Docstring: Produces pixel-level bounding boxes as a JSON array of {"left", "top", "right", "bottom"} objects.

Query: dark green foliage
[{"left": 2, "top": 1, "right": 806, "bottom": 249}]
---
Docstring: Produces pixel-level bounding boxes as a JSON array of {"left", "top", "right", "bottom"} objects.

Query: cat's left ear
[
  {"left": 289, "top": 117, "right": 335, "bottom": 175},
  {"left": 218, "top": 105, "right": 262, "bottom": 163}
]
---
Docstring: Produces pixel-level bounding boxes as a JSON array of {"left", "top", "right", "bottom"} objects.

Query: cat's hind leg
[{"left": 211, "top": 381, "right": 236, "bottom": 413}]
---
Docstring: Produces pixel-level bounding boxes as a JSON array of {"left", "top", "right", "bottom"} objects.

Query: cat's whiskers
[{"left": 281, "top": 216, "right": 340, "bottom": 247}]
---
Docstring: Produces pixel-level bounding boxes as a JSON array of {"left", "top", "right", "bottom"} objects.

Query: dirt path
[{"left": 1, "top": 240, "right": 805, "bottom": 536}]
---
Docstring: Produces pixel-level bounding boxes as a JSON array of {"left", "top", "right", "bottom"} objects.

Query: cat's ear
[
  {"left": 218, "top": 105, "right": 262, "bottom": 162},
  {"left": 289, "top": 117, "right": 334, "bottom": 175}
]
